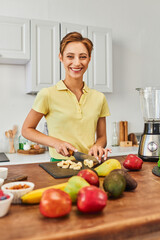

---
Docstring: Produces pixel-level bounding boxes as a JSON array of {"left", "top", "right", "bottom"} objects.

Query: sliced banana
[
  {"left": 77, "top": 162, "right": 82, "bottom": 167},
  {"left": 84, "top": 159, "right": 89, "bottom": 166},
  {"left": 73, "top": 165, "right": 81, "bottom": 170},
  {"left": 57, "top": 159, "right": 82, "bottom": 170},
  {"left": 62, "top": 164, "right": 69, "bottom": 168},
  {"left": 57, "top": 161, "right": 63, "bottom": 167},
  {"left": 83, "top": 159, "right": 94, "bottom": 168}
]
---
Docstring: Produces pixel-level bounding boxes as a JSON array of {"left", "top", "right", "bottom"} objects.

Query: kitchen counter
[
  {"left": 0, "top": 156, "right": 160, "bottom": 240},
  {"left": 0, "top": 146, "right": 138, "bottom": 166}
]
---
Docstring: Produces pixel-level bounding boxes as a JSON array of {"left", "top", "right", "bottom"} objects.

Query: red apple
[
  {"left": 39, "top": 189, "right": 72, "bottom": 218},
  {"left": 77, "top": 186, "right": 107, "bottom": 213},
  {"left": 77, "top": 169, "right": 99, "bottom": 187}
]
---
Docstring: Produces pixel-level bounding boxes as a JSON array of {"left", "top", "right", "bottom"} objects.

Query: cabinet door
[
  {"left": 0, "top": 16, "right": 30, "bottom": 64},
  {"left": 88, "top": 26, "right": 112, "bottom": 92},
  {"left": 26, "top": 20, "right": 60, "bottom": 94},
  {"left": 60, "top": 23, "right": 88, "bottom": 84}
]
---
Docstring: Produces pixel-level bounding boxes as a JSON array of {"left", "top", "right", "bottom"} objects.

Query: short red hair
[{"left": 60, "top": 32, "right": 93, "bottom": 57}]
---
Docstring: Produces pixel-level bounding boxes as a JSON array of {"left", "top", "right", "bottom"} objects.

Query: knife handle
[{"left": 68, "top": 149, "right": 74, "bottom": 156}]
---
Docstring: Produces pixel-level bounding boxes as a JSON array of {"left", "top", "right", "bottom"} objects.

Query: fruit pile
[
  {"left": 39, "top": 170, "right": 107, "bottom": 217},
  {"left": 21, "top": 155, "right": 142, "bottom": 218},
  {"left": 0, "top": 190, "right": 10, "bottom": 201}
]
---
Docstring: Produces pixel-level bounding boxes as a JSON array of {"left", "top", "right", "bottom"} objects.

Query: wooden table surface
[{"left": 1, "top": 156, "right": 160, "bottom": 240}]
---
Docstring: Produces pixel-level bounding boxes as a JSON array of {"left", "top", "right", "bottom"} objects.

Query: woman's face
[{"left": 59, "top": 42, "right": 91, "bottom": 80}]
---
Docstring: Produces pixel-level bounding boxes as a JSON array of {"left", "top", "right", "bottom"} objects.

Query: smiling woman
[{"left": 21, "top": 32, "right": 111, "bottom": 162}]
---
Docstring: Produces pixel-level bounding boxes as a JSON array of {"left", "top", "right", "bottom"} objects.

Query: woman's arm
[
  {"left": 88, "top": 117, "right": 112, "bottom": 160},
  {"left": 22, "top": 109, "right": 76, "bottom": 156}
]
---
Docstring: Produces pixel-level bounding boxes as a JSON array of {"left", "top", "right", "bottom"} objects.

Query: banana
[{"left": 21, "top": 182, "right": 68, "bottom": 204}]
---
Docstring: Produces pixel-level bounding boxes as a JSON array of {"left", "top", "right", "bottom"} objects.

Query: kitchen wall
[{"left": 0, "top": 0, "right": 160, "bottom": 151}]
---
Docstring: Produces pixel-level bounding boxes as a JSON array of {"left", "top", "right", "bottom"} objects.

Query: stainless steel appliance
[{"left": 136, "top": 87, "right": 160, "bottom": 161}]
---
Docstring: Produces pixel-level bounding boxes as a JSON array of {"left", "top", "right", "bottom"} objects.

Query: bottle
[
  {"left": 112, "top": 122, "right": 119, "bottom": 146},
  {"left": 18, "top": 135, "right": 28, "bottom": 150},
  {"left": 43, "top": 122, "right": 49, "bottom": 151},
  {"left": 43, "top": 122, "right": 48, "bottom": 135}
]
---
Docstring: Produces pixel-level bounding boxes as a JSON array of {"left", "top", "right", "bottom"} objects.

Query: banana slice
[
  {"left": 73, "top": 165, "right": 81, "bottom": 170},
  {"left": 83, "top": 159, "right": 94, "bottom": 168},
  {"left": 62, "top": 164, "right": 69, "bottom": 169}
]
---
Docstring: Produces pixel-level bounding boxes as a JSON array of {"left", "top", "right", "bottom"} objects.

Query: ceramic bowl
[
  {"left": 0, "top": 178, "right": 4, "bottom": 187},
  {"left": 0, "top": 192, "right": 13, "bottom": 217},
  {"left": 1, "top": 181, "right": 35, "bottom": 204},
  {"left": 0, "top": 167, "right": 8, "bottom": 179}
]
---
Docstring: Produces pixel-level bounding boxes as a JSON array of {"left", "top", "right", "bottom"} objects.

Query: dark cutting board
[
  {"left": 39, "top": 161, "right": 97, "bottom": 179},
  {"left": 0, "top": 153, "right": 10, "bottom": 162}
]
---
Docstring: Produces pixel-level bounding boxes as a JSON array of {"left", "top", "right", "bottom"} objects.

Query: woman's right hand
[{"left": 53, "top": 139, "right": 76, "bottom": 157}]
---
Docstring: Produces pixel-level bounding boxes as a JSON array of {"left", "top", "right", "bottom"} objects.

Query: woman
[{"left": 22, "top": 32, "right": 111, "bottom": 161}]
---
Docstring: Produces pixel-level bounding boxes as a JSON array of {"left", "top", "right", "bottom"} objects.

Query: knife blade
[{"left": 69, "top": 150, "right": 100, "bottom": 164}]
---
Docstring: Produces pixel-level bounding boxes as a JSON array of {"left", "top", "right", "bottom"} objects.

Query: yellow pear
[{"left": 95, "top": 159, "right": 121, "bottom": 177}]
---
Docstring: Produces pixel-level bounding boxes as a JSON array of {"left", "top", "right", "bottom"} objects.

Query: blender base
[{"left": 138, "top": 153, "right": 159, "bottom": 162}]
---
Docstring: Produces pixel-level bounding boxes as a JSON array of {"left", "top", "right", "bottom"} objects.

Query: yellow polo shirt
[{"left": 32, "top": 80, "right": 110, "bottom": 159}]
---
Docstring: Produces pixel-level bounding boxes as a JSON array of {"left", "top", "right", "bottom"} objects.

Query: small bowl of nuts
[
  {"left": 0, "top": 190, "right": 13, "bottom": 217},
  {"left": 1, "top": 181, "right": 35, "bottom": 204}
]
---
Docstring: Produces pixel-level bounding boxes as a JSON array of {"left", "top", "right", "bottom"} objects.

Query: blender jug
[
  {"left": 136, "top": 87, "right": 160, "bottom": 161},
  {"left": 136, "top": 87, "right": 160, "bottom": 122}
]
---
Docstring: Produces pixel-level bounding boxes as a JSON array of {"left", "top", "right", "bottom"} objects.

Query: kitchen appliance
[
  {"left": 136, "top": 87, "right": 160, "bottom": 161},
  {"left": 0, "top": 153, "right": 9, "bottom": 162}
]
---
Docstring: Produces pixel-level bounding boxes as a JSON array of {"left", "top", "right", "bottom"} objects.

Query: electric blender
[{"left": 136, "top": 87, "right": 160, "bottom": 161}]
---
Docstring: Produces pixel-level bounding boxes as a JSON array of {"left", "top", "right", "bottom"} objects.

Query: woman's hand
[
  {"left": 88, "top": 145, "right": 112, "bottom": 162},
  {"left": 53, "top": 139, "right": 76, "bottom": 157}
]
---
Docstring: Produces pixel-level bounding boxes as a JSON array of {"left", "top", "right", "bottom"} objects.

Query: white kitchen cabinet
[
  {"left": 60, "top": 22, "right": 88, "bottom": 83},
  {"left": 0, "top": 16, "right": 30, "bottom": 64},
  {"left": 26, "top": 20, "right": 60, "bottom": 94},
  {"left": 61, "top": 22, "right": 88, "bottom": 38},
  {"left": 88, "top": 26, "right": 112, "bottom": 92}
]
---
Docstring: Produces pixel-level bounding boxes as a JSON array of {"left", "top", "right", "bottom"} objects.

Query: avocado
[
  {"left": 152, "top": 166, "right": 160, "bottom": 177},
  {"left": 103, "top": 172, "right": 126, "bottom": 198},
  {"left": 111, "top": 169, "right": 137, "bottom": 191}
]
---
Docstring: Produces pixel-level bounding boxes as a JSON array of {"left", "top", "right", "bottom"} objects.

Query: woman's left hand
[{"left": 88, "top": 145, "right": 112, "bottom": 162}]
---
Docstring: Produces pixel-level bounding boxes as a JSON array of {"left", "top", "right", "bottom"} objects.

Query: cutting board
[
  {"left": 39, "top": 161, "right": 97, "bottom": 179},
  {"left": 17, "top": 148, "right": 45, "bottom": 155}
]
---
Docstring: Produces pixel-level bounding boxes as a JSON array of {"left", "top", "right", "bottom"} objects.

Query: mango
[
  {"left": 64, "top": 176, "right": 90, "bottom": 203},
  {"left": 95, "top": 159, "right": 121, "bottom": 176}
]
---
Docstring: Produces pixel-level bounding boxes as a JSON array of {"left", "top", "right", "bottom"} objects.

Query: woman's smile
[{"left": 70, "top": 67, "right": 83, "bottom": 73}]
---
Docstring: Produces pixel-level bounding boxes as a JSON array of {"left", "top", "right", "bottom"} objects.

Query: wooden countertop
[{"left": 1, "top": 156, "right": 160, "bottom": 240}]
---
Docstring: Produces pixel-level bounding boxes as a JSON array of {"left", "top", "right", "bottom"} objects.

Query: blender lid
[{"left": 136, "top": 87, "right": 160, "bottom": 92}]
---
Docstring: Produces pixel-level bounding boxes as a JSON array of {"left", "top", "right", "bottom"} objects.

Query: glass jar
[
  {"left": 18, "top": 135, "right": 28, "bottom": 150},
  {"left": 112, "top": 122, "right": 119, "bottom": 146}
]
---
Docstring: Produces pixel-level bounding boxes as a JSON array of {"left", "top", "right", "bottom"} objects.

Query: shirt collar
[
  {"left": 56, "top": 80, "right": 68, "bottom": 90},
  {"left": 82, "top": 82, "right": 89, "bottom": 93},
  {"left": 56, "top": 80, "right": 89, "bottom": 93}
]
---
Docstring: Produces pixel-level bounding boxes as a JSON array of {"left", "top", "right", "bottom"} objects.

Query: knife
[{"left": 68, "top": 150, "right": 100, "bottom": 164}]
